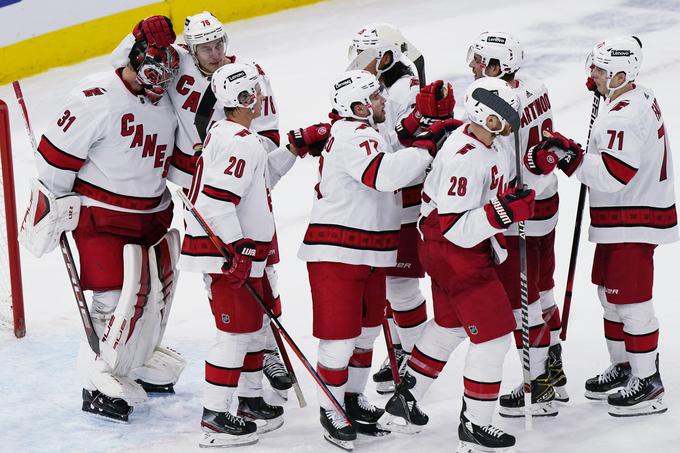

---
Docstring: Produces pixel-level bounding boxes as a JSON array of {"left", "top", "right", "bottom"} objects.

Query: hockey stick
[
  {"left": 560, "top": 93, "right": 600, "bottom": 341},
  {"left": 177, "top": 189, "right": 351, "bottom": 425},
  {"left": 269, "top": 319, "right": 307, "bottom": 408},
  {"left": 471, "top": 87, "right": 532, "bottom": 429},
  {"left": 382, "top": 317, "right": 401, "bottom": 385},
  {"left": 12, "top": 80, "right": 100, "bottom": 355}
]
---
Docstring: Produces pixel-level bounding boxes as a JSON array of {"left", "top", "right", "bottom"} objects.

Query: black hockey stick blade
[{"left": 471, "top": 87, "right": 520, "bottom": 132}]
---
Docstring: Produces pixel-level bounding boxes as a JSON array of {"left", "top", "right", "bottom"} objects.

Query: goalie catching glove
[{"left": 18, "top": 179, "right": 81, "bottom": 257}]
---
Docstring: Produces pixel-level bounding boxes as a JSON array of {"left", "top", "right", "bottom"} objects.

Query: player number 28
[{"left": 448, "top": 176, "right": 467, "bottom": 196}]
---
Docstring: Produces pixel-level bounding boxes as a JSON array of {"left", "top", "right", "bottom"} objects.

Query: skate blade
[
  {"left": 376, "top": 413, "right": 422, "bottom": 434},
  {"left": 323, "top": 433, "right": 354, "bottom": 451},
  {"left": 584, "top": 390, "right": 613, "bottom": 401},
  {"left": 354, "top": 420, "right": 391, "bottom": 437},
  {"left": 82, "top": 403, "right": 129, "bottom": 424},
  {"left": 457, "top": 440, "right": 513, "bottom": 453},
  {"left": 499, "top": 401, "right": 558, "bottom": 418},
  {"left": 608, "top": 398, "right": 667, "bottom": 417},
  {"left": 554, "top": 385, "right": 569, "bottom": 403},
  {"left": 375, "top": 381, "right": 395, "bottom": 395},
  {"left": 253, "top": 415, "right": 284, "bottom": 434},
  {"left": 199, "top": 432, "right": 258, "bottom": 448}
]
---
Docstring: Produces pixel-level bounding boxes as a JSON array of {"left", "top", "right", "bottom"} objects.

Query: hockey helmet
[
  {"left": 330, "top": 70, "right": 384, "bottom": 121},
  {"left": 349, "top": 23, "right": 406, "bottom": 73},
  {"left": 467, "top": 32, "right": 523, "bottom": 76},
  {"left": 211, "top": 63, "right": 261, "bottom": 110},
  {"left": 586, "top": 36, "right": 642, "bottom": 92},
  {"left": 132, "top": 43, "right": 179, "bottom": 105},
  {"left": 464, "top": 77, "right": 519, "bottom": 133},
  {"left": 184, "top": 12, "right": 228, "bottom": 61}
]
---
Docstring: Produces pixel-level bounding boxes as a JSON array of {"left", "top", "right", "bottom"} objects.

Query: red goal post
[{"left": 0, "top": 99, "right": 26, "bottom": 338}]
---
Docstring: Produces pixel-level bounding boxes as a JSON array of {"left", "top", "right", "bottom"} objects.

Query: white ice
[{"left": 1, "top": 0, "right": 680, "bottom": 452}]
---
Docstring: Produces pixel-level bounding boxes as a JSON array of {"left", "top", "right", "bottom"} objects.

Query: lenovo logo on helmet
[
  {"left": 486, "top": 36, "right": 506, "bottom": 44},
  {"left": 334, "top": 78, "right": 352, "bottom": 90},
  {"left": 611, "top": 49, "right": 632, "bottom": 57},
  {"left": 228, "top": 70, "right": 246, "bottom": 82}
]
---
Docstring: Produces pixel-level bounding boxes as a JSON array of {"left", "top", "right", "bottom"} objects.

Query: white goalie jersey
[
  {"left": 574, "top": 84, "right": 678, "bottom": 244},
  {"left": 36, "top": 70, "right": 177, "bottom": 214},
  {"left": 178, "top": 119, "right": 294, "bottom": 277},
  {"left": 298, "top": 120, "right": 432, "bottom": 267}
]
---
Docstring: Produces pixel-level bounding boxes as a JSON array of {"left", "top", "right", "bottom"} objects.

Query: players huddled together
[{"left": 19, "top": 11, "right": 677, "bottom": 453}]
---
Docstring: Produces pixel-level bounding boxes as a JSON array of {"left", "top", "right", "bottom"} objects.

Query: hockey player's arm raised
[{"left": 343, "top": 130, "right": 432, "bottom": 192}]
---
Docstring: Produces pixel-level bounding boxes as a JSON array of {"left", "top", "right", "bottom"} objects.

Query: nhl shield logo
[
  {"left": 469, "top": 325, "right": 478, "bottom": 335},
  {"left": 221, "top": 313, "right": 230, "bottom": 324}
]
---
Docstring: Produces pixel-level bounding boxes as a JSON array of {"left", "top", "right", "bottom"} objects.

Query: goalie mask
[
  {"left": 130, "top": 42, "right": 179, "bottom": 105},
  {"left": 349, "top": 23, "right": 406, "bottom": 74},
  {"left": 467, "top": 32, "right": 523, "bottom": 77},
  {"left": 464, "top": 77, "right": 519, "bottom": 134},
  {"left": 211, "top": 63, "right": 261, "bottom": 111},
  {"left": 183, "top": 11, "right": 228, "bottom": 70},
  {"left": 586, "top": 36, "right": 642, "bottom": 96}
]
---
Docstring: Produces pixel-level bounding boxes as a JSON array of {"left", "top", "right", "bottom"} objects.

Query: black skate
[
  {"left": 237, "top": 396, "right": 284, "bottom": 433},
  {"left": 81, "top": 389, "right": 132, "bottom": 423},
  {"left": 584, "top": 362, "right": 631, "bottom": 400},
  {"left": 344, "top": 392, "right": 389, "bottom": 437},
  {"left": 608, "top": 356, "right": 666, "bottom": 417},
  {"left": 263, "top": 350, "right": 293, "bottom": 391},
  {"left": 320, "top": 407, "right": 356, "bottom": 451},
  {"left": 458, "top": 406, "right": 515, "bottom": 453},
  {"left": 499, "top": 372, "right": 558, "bottom": 418},
  {"left": 378, "top": 377, "right": 429, "bottom": 434},
  {"left": 373, "top": 346, "right": 408, "bottom": 394},
  {"left": 200, "top": 408, "right": 258, "bottom": 448},
  {"left": 135, "top": 379, "right": 175, "bottom": 394},
  {"left": 547, "top": 344, "right": 569, "bottom": 402}
]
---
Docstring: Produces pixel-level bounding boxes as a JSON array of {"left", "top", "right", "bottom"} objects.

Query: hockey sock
[
  {"left": 618, "top": 301, "right": 659, "bottom": 378},
  {"left": 317, "top": 339, "right": 354, "bottom": 410},
  {"left": 540, "top": 289, "right": 562, "bottom": 346},
  {"left": 237, "top": 323, "right": 267, "bottom": 398},
  {"left": 346, "top": 326, "right": 380, "bottom": 394},
  {"left": 203, "top": 331, "right": 251, "bottom": 412},
  {"left": 599, "top": 287, "right": 627, "bottom": 365},
  {"left": 512, "top": 303, "right": 549, "bottom": 380},
  {"left": 463, "top": 334, "right": 511, "bottom": 426},
  {"left": 387, "top": 277, "right": 428, "bottom": 354}
]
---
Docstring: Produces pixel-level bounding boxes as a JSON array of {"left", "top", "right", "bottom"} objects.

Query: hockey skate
[
  {"left": 320, "top": 407, "right": 356, "bottom": 451},
  {"left": 608, "top": 356, "right": 666, "bottom": 417},
  {"left": 458, "top": 405, "right": 515, "bottom": 453},
  {"left": 377, "top": 377, "right": 429, "bottom": 434},
  {"left": 372, "top": 346, "right": 408, "bottom": 394},
  {"left": 547, "top": 344, "right": 569, "bottom": 402},
  {"left": 81, "top": 389, "right": 133, "bottom": 423},
  {"left": 237, "top": 396, "right": 284, "bottom": 433},
  {"left": 499, "top": 372, "right": 558, "bottom": 417},
  {"left": 200, "top": 408, "right": 258, "bottom": 448},
  {"left": 584, "top": 362, "right": 631, "bottom": 400},
  {"left": 344, "top": 392, "right": 389, "bottom": 437},
  {"left": 263, "top": 350, "right": 293, "bottom": 391}
]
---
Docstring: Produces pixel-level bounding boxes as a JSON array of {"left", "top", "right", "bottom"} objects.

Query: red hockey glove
[
  {"left": 287, "top": 123, "right": 331, "bottom": 158},
  {"left": 328, "top": 109, "right": 343, "bottom": 125},
  {"left": 222, "top": 238, "right": 256, "bottom": 288},
  {"left": 411, "top": 118, "right": 464, "bottom": 157},
  {"left": 133, "top": 15, "right": 176, "bottom": 47},
  {"left": 485, "top": 187, "right": 536, "bottom": 229},
  {"left": 524, "top": 145, "right": 559, "bottom": 175},
  {"left": 396, "top": 108, "right": 422, "bottom": 146},
  {"left": 537, "top": 131, "right": 584, "bottom": 176},
  {"left": 416, "top": 80, "right": 455, "bottom": 119}
]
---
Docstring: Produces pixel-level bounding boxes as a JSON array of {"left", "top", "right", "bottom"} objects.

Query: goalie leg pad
[
  {"left": 129, "top": 345, "right": 186, "bottom": 389},
  {"left": 19, "top": 178, "right": 80, "bottom": 257}
]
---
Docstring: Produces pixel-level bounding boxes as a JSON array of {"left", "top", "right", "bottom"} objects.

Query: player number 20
[
  {"left": 225, "top": 156, "right": 246, "bottom": 178},
  {"left": 448, "top": 176, "right": 467, "bottom": 196}
]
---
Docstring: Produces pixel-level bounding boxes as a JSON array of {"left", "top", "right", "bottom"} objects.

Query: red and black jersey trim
[
  {"left": 438, "top": 211, "right": 463, "bottom": 236},
  {"left": 257, "top": 130, "right": 281, "bottom": 147},
  {"left": 530, "top": 193, "right": 559, "bottom": 221},
  {"left": 401, "top": 183, "right": 423, "bottom": 208},
  {"left": 361, "top": 153, "right": 385, "bottom": 189},
  {"left": 73, "top": 178, "right": 163, "bottom": 211},
  {"left": 202, "top": 184, "right": 242, "bottom": 205},
  {"left": 169, "top": 146, "right": 197, "bottom": 175},
  {"left": 182, "top": 235, "right": 271, "bottom": 261},
  {"left": 37, "top": 135, "right": 85, "bottom": 172},
  {"left": 590, "top": 205, "right": 677, "bottom": 229},
  {"left": 303, "top": 223, "right": 399, "bottom": 252},
  {"left": 601, "top": 152, "right": 638, "bottom": 185}
]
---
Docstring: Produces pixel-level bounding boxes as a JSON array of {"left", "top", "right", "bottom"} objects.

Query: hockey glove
[
  {"left": 328, "top": 109, "right": 343, "bottom": 125},
  {"left": 484, "top": 187, "right": 536, "bottom": 229},
  {"left": 133, "top": 15, "right": 176, "bottom": 47},
  {"left": 537, "top": 131, "right": 584, "bottom": 176},
  {"left": 411, "top": 118, "right": 464, "bottom": 157},
  {"left": 222, "top": 238, "right": 257, "bottom": 288},
  {"left": 287, "top": 123, "right": 331, "bottom": 158},
  {"left": 416, "top": 80, "right": 455, "bottom": 120},
  {"left": 524, "top": 145, "right": 559, "bottom": 175},
  {"left": 395, "top": 108, "right": 422, "bottom": 146}
]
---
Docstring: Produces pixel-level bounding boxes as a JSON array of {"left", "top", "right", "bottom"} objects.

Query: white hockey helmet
[
  {"left": 349, "top": 23, "right": 406, "bottom": 73},
  {"left": 330, "top": 70, "right": 384, "bottom": 121},
  {"left": 183, "top": 12, "right": 228, "bottom": 58},
  {"left": 586, "top": 36, "right": 642, "bottom": 92},
  {"left": 464, "top": 77, "right": 519, "bottom": 134},
  {"left": 467, "top": 32, "right": 523, "bottom": 76},
  {"left": 211, "top": 63, "right": 261, "bottom": 110}
]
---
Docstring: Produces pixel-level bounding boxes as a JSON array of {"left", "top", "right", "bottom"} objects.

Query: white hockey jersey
[
  {"left": 421, "top": 125, "right": 512, "bottom": 248},
  {"left": 574, "top": 84, "right": 678, "bottom": 244},
  {"left": 501, "top": 73, "right": 558, "bottom": 237},
  {"left": 297, "top": 120, "right": 432, "bottom": 267},
  {"left": 178, "top": 119, "right": 295, "bottom": 276},
  {"left": 36, "top": 69, "right": 176, "bottom": 213}
]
